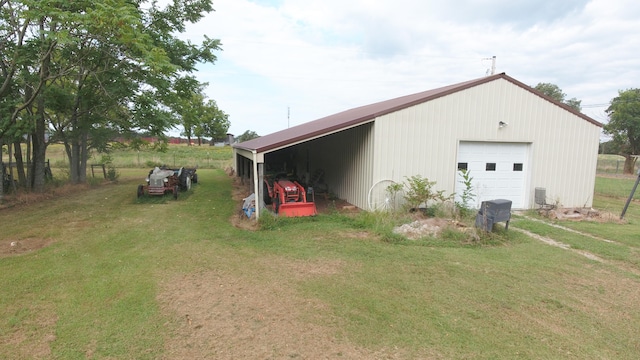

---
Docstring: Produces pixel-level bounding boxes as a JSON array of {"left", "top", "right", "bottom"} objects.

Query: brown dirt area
[
  {"left": 0, "top": 238, "right": 55, "bottom": 258},
  {"left": 0, "top": 183, "right": 95, "bottom": 257},
  {"left": 536, "top": 207, "right": 623, "bottom": 223},
  {"left": 156, "top": 257, "right": 423, "bottom": 359}
]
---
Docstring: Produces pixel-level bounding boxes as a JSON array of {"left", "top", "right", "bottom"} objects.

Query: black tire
[
  {"left": 179, "top": 170, "right": 188, "bottom": 190},
  {"left": 173, "top": 185, "right": 179, "bottom": 200},
  {"left": 137, "top": 184, "right": 144, "bottom": 198},
  {"left": 192, "top": 173, "right": 198, "bottom": 184},
  {"left": 263, "top": 181, "right": 272, "bottom": 205}
]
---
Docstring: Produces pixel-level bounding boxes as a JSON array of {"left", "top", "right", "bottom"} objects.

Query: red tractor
[{"left": 264, "top": 175, "right": 317, "bottom": 217}]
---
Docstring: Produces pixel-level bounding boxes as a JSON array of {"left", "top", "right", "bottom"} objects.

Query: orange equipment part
[{"left": 273, "top": 179, "right": 317, "bottom": 217}]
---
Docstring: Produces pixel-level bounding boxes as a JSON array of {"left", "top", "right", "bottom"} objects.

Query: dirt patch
[
  {"left": 1, "top": 304, "right": 58, "bottom": 359},
  {"left": 157, "top": 263, "right": 416, "bottom": 359},
  {"left": 537, "top": 207, "right": 622, "bottom": 223},
  {"left": 0, "top": 238, "right": 54, "bottom": 258},
  {"left": 393, "top": 218, "right": 468, "bottom": 240},
  {"left": 0, "top": 183, "right": 92, "bottom": 210}
]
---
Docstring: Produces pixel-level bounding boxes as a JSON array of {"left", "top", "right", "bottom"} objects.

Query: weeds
[{"left": 455, "top": 169, "right": 476, "bottom": 218}]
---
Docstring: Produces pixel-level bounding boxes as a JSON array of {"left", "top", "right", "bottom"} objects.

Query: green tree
[
  {"left": 199, "top": 99, "right": 230, "bottom": 144},
  {"left": 603, "top": 88, "right": 640, "bottom": 174},
  {"left": 533, "top": 82, "right": 582, "bottom": 112},
  {"left": 173, "top": 78, "right": 229, "bottom": 146},
  {"left": 1, "top": 0, "right": 222, "bottom": 188},
  {"left": 237, "top": 130, "right": 259, "bottom": 143}
]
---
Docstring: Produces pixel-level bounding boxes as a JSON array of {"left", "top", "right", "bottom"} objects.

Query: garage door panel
[{"left": 456, "top": 142, "right": 528, "bottom": 209}]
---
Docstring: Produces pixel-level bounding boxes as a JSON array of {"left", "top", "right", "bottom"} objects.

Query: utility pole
[{"left": 621, "top": 169, "right": 640, "bottom": 219}]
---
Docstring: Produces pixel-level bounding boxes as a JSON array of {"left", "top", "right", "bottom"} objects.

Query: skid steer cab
[{"left": 263, "top": 174, "right": 317, "bottom": 217}]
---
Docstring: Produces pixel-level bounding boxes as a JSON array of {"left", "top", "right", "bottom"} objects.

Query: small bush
[
  {"left": 106, "top": 165, "right": 119, "bottom": 182},
  {"left": 402, "top": 175, "right": 452, "bottom": 213}
]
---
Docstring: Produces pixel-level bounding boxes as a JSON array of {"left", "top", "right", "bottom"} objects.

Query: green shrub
[{"left": 402, "top": 175, "right": 452, "bottom": 212}]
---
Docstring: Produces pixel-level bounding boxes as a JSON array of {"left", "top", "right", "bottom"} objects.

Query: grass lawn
[{"left": 2, "top": 154, "right": 640, "bottom": 358}]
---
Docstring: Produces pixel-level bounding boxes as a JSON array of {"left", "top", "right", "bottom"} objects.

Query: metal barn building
[{"left": 233, "top": 73, "right": 602, "bottom": 218}]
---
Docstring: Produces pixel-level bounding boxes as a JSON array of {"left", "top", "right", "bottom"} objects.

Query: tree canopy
[
  {"left": 603, "top": 88, "right": 640, "bottom": 174},
  {"left": 533, "top": 83, "right": 582, "bottom": 112},
  {"left": 237, "top": 130, "right": 259, "bottom": 143},
  {"left": 0, "top": 0, "right": 227, "bottom": 191}
]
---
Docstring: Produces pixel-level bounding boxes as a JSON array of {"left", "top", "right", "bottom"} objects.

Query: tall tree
[
  {"left": 533, "top": 82, "right": 582, "bottom": 112},
  {"left": 1, "top": 0, "right": 223, "bottom": 188},
  {"left": 176, "top": 86, "right": 229, "bottom": 146},
  {"left": 200, "top": 99, "right": 230, "bottom": 143},
  {"left": 603, "top": 88, "right": 640, "bottom": 174}
]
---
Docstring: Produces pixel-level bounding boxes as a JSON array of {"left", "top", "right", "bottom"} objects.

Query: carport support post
[
  {"left": 621, "top": 169, "right": 640, "bottom": 219},
  {"left": 252, "top": 150, "right": 260, "bottom": 220},
  {"left": 257, "top": 162, "right": 264, "bottom": 219}
]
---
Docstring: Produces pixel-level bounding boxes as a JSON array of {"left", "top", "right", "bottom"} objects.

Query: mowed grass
[{"left": 1, "top": 155, "right": 640, "bottom": 358}]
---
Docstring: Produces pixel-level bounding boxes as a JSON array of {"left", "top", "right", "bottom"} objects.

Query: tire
[
  {"left": 263, "top": 181, "right": 272, "bottom": 205},
  {"left": 137, "top": 184, "right": 144, "bottom": 198},
  {"left": 274, "top": 196, "right": 280, "bottom": 214},
  {"left": 179, "top": 170, "right": 189, "bottom": 190},
  {"left": 192, "top": 173, "right": 198, "bottom": 184},
  {"left": 185, "top": 176, "right": 192, "bottom": 191},
  {"left": 173, "top": 185, "right": 179, "bottom": 200}
]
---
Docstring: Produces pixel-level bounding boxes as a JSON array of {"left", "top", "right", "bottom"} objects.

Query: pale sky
[{"left": 174, "top": 0, "right": 640, "bottom": 137}]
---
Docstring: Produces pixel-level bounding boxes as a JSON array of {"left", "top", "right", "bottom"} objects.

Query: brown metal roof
[{"left": 234, "top": 73, "right": 602, "bottom": 153}]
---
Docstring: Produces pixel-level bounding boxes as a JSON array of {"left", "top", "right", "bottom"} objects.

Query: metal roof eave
[{"left": 234, "top": 117, "right": 376, "bottom": 160}]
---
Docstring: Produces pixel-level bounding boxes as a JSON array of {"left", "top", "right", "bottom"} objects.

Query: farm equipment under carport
[{"left": 263, "top": 175, "right": 317, "bottom": 217}]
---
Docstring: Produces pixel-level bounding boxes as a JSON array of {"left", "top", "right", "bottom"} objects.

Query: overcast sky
[{"left": 175, "top": 0, "right": 639, "bottom": 137}]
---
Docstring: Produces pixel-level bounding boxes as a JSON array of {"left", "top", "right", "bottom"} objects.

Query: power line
[{"left": 582, "top": 103, "right": 608, "bottom": 108}]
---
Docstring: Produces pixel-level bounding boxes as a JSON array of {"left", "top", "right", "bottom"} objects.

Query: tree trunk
[
  {"left": 79, "top": 131, "right": 88, "bottom": 183},
  {"left": 12, "top": 141, "right": 27, "bottom": 188},
  {"left": 31, "top": 19, "right": 53, "bottom": 193},
  {"left": 70, "top": 139, "right": 81, "bottom": 183},
  {"left": 0, "top": 138, "right": 4, "bottom": 201},
  {"left": 623, "top": 154, "right": 637, "bottom": 174},
  {"left": 31, "top": 99, "right": 47, "bottom": 192}
]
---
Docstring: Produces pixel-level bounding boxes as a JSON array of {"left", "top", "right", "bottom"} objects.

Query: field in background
[
  {"left": 597, "top": 154, "right": 639, "bottom": 174},
  {"left": 43, "top": 143, "right": 234, "bottom": 170}
]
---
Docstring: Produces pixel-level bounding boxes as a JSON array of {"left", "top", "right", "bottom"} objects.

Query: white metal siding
[
  {"left": 373, "top": 78, "right": 600, "bottom": 209},
  {"left": 303, "top": 123, "right": 375, "bottom": 210}
]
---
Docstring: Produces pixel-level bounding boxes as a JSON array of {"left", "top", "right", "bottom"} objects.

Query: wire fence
[{"left": 597, "top": 155, "right": 639, "bottom": 175}]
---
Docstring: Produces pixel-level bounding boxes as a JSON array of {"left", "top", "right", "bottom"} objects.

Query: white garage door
[{"left": 456, "top": 142, "right": 529, "bottom": 209}]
